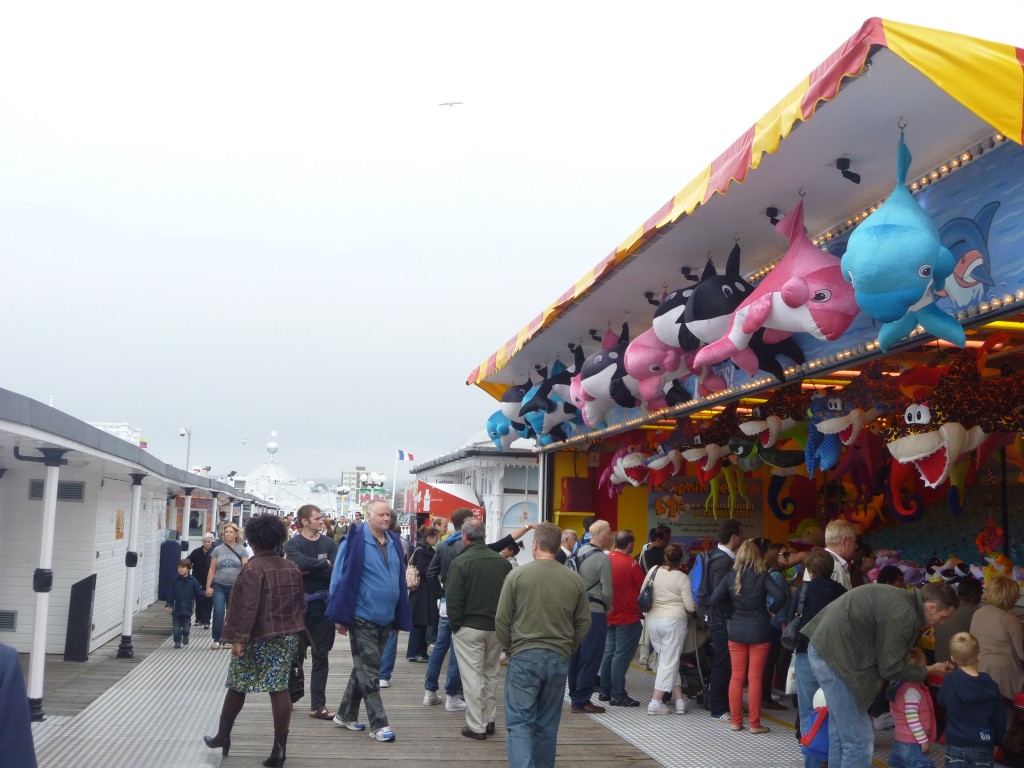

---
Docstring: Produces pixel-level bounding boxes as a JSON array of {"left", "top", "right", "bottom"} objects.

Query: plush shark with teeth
[
  {"left": 599, "top": 444, "right": 649, "bottom": 497},
  {"left": 841, "top": 132, "right": 963, "bottom": 352},
  {"left": 693, "top": 201, "right": 858, "bottom": 377},
  {"left": 681, "top": 402, "right": 740, "bottom": 483},
  {"left": 815, "top": 360, "right": 900, "bottom": 446},
  {"left": 739, "top": 384, "right": 811, "bottom": 449},
  {"left": 884, "top": 348, "right": 1024, "bottom": 488}
]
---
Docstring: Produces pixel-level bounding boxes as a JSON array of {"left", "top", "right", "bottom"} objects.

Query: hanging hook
[
  {"left": 897, "top": 115, "right": 907, "bottom": 130},
  {"left": 798, "top": 186, "right": 807, "bottom": 198},
  {"left": 706, "top": 249, "right": 713, "bottom": 261},
  {"left": 734, "top": 232, "right": 741, "bottom": 243}
]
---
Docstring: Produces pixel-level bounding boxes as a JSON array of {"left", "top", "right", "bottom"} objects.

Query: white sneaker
[
  {"left": 332, "top": 715, "right": 366, "bottom": 731},
  {"left": 368, "top": 726, "right": 395, "bottom": 742},
  {"left": 423, "top": 690, "right": 442, "bottom": 706},
  {"left": 872, "top": 711, "right": 895, "bottom": 731},
  {"left": 647, "top": 701, "right": 672, "bottom": 715},
  {"left": 675, "top": 696, "right": 688, "bottom": 715},
  {"left": 445, "top": 694, "right": 468, "bottom": 712},
  {"left": 379, "top": 679, "right": 391, "bottom": 688}
]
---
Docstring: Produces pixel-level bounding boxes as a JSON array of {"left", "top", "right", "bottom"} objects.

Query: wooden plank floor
[{"left": 221, "top": 637, "right": 662, "bottom": 767}]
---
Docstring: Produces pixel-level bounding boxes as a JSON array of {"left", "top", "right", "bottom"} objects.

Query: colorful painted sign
[{"left": 648, "top": 473, "right": 764, "bottom": 549}]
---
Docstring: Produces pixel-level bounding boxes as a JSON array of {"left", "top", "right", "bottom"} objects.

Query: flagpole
[{"left": 391, "top": 451, "right": 398, "bottom": 509}]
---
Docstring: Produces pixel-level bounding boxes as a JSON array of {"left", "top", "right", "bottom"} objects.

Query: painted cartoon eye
[
  {"left": 594, "top": 354, "right": 603, "bottom": 363},
  {"left": 904, "top": 404, "right": 932, "bottom": 425},
  {"left": 828, "top": 397, "right": 843, "bottom": 411},
  {"left": 648, "top": 364, "right": 661, "bottom": 373},
  {"left": 721, "top": 285, "right": 733, "bottom": 297},
  {"left": 918, "top": 265, "right": 933, "bottom": 279},
  {"left": 812, "top": 289, "right": 831, "bottom": 303}
]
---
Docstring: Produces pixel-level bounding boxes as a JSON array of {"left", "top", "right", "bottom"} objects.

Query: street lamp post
[{"left": 179, "top": 427, "right": 192, "bottom": 471}]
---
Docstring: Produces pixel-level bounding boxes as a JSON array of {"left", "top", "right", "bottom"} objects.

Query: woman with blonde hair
[
  {"left": 710, "top": 538, "right": 788, "bottom": 733},
  {"left": 206, "top": 523, "right": 250, "bottom": 649},
  {"left": 970, "top": 574, "right": 1024, "bottom": 705},
  {"left": 643, "top": 543, "right": 696, "bottom": 715}
]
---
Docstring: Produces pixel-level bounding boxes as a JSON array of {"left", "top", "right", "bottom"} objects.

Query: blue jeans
[
  {"left": 424, "top": 614, "right": 461, "bottom": 695},
  {"left": 888, "top": 740, "right": 935, "bottom": 767},
  {"left": 505, "top": 648, "right": 569, "bottom": 768},
  {"left": 944, "top": 744, "right": 994, "bottom": 767},
  {"left": 568, "top": 611, "right": 607, "bottom": 707},
  {"left": 210, "top": 582, "right": 233, "bottom": 644},
  {"left": 599, "top": 621, "right": 642, "bottom": 699},
  {"left": 171, "top": 614, "right": 191, "bottom": 644},
  {"left": 380, "top": 630, "right": 398, "bottom": 680},
  {"left": 795, "top": 652, "right": 824, "bottom": 768},
  {"left": 808, "top": 643, "right": 874, "bottom": 768}
]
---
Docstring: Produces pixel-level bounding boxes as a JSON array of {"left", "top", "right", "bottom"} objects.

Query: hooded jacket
[{"left": 938, "top": 668, "right": 1006, "bottom": 748}]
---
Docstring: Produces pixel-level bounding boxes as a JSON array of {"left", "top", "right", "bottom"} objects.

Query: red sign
[{"left": 410, "top": 481, "right": 484, "bottom": 521}]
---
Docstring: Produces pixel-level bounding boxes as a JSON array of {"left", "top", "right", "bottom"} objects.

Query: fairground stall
[{"left": 468, "top": 18, "right": 1024, "bottom": 579}]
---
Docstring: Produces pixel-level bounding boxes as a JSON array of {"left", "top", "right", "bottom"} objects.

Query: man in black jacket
[
  {"left": 188, "top": 532, "right": 216, "bottom": 628},
  {"left": 285, "top": 504, "right": 338, "bottom": 721},
  {"left": 703, "top": 518, "right": 743, "bottom": 720}
]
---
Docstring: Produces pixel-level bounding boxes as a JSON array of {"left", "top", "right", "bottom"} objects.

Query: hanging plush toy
[
  {"left": 486, "top": 410, "right": 529, "bottom": 452},
  {"left": 623, "top": 325, "right": 692, "bottom": 411},
  {"left": 692, "top": 200, "right": 858, "bottom": 377},
  {"left": 518, "top": 357, "right": 583, "bottom": 439},
  {"left": 884, "top": 347, "right": 1024, "bottom": 488},
  {"left": 573, "top": 324, "right": 641, "bottom": 428},
  {"left": 805, "top": 391, "right": 843, "bottom": 475},
  {"left": 815, "top": 360, "right": 900, "bottom": 446},
  {"left": 681, "top": 402, "right": 741, "bottom": 487},
  {"left": 739, "top": 383, "right": 811, "bottom": 449},
  {"left": 598, "top": 444, "right": 649, "bottom": 497},
  {"left": 841, "top": 131, "right": 964, "bottom": 352},
  {"left": 683, "top": 244, "right": 804, "bottom": 391}
]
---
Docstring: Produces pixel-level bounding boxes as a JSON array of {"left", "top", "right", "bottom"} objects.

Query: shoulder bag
[
  {"left": 637, "top": 566, "right": 659, "bottom": 613},
  {"left": 781, "top": 582, "right": 807, "bottom": 651},
  {"left": 406, "top": 550, "right": 421, "bottom": 591}
]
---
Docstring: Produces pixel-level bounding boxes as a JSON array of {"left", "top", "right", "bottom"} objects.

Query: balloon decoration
[
  {"left": 693, "top": 200, "right": 858, "bottom": 378},
  {"left": 841, "top": 132, "right": 964, "bottom": 352}
]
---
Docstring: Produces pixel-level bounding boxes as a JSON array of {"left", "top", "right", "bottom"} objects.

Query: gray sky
[{"left": 1, "top": 2, "right": 1019, "bottom": 486}]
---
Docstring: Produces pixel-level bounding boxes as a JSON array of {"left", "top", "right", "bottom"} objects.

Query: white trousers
[{"left": 452, "top": 626, "right": 501, "bottom": 734}]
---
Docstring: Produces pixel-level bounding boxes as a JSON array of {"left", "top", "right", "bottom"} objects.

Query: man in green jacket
[
  {"left": 802, "top": 581, "right": 957, "bottom": 767},
  {"left": 445, "top": 517, "right": 512, "bottom": 741}
]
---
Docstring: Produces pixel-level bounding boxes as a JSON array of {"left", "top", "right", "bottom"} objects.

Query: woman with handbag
[
  {"left": 710, "top": 539, "right": 789, "bottom": 734},
  {"left": 406, "top": 526, "right": 440, "bottom": 662},
  {"left": 784, "top": 549, "right": 846, "bottom": 768},
  {"left": 644, "top": 544, "right": 695, "bottom": 716},
  {"left": 203, "top": 513, "right": 306, "bottom": 767},
  {"left": 206, "top": 523, "right": 250, "bottom": 649}
]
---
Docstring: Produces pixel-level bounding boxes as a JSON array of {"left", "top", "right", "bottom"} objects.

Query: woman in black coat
[
  {"left": 710, "top": 539, "right": 789, "bottom": 734},
  {"left": 406, "top": 526, "right": 440, "bottom": 662}
]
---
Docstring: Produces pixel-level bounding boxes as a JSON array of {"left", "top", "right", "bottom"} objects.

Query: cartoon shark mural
[
  {"left": 937, "top": 201, "right": 1000, "bottom": 309},
  {"left": 884, "top": 348, "right": 1024, "bottom": 489},
  {"left": 841, "top": 132, "right": 964, "bottom": 352},
  {"left": 692, "top": 201, "right": 858, "bottom": 377}
]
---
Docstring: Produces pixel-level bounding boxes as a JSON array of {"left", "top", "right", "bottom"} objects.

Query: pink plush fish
[{"left": 693, "top": 201, "right": 859, "bottom": 377}]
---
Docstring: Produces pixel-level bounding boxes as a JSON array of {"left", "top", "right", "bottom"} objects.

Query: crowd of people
[{"left": 170, "top": 505, "right": 1024, "bottom": 768}]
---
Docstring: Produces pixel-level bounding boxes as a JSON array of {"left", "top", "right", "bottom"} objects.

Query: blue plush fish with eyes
[{"left": 841, "top": 132, "right": 964, "bottom": 352}]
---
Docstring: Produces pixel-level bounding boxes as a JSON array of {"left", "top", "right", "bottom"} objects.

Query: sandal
[{"left": 309, "top": 707, "right": 336, "bottom": 721}]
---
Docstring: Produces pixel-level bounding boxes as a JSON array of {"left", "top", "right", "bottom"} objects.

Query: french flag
[{"left": 397, "top": 449, "right": 415, "bottom": 462}]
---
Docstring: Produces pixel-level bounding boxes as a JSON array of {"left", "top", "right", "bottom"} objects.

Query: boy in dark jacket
[
  {"left": 166, "top": 559, "right": 205, "bottom": 648},
  {"left": 938, "top": 631, "right": 1005, "bottom": 767}
]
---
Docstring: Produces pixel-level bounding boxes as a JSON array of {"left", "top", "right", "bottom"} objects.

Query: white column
[
  {"left": 180, "top": 487, "right": 193, "bottom": 553},
  {"left": 117, "top": 473, "right": 146, "bottom": 658},
  {"left": 26, "top": 449, "right": 67, "bottom": 720}
]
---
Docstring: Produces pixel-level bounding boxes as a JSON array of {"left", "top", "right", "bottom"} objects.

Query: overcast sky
[{"left": 1, "top": 2, "right": 1019, "bottom": 487}]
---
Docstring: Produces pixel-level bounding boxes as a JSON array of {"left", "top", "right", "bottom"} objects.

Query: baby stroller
[{"left": 678, "top": 612, "right": 712, "bottom": 708}]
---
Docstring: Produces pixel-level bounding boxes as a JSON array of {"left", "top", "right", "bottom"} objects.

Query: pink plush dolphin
[
  {"left": 693, "top": 201, "right": 859, "bottom": 377},
  {"left": 623, "top": 326, "right": 692, "bottom": 411}
]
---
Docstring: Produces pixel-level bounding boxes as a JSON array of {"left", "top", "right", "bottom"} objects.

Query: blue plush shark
[
  {"left": 937, "top": 201, "right": 1000, "bottom": 309},
  {"left": 841, "top": 132, "right": 964, "bottom": 352}
]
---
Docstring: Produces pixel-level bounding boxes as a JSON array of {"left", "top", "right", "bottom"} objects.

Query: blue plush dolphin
[{"left": 841, "top": 132, "right": 964, "bottom": 352}]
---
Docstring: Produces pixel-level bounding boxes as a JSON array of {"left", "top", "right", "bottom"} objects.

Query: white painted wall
[{"left": 0, "top": 465, "right": 167, "bottom": 653}]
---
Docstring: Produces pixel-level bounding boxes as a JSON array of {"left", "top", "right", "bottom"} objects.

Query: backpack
[
  {"left": 800, "top": 706, "right": 829, "bottom": 763},
  {"left": 565, "top": 554, "right": 578, "bottom": 573},
  {"left": 571, "top": 546, "right": 607, "bottom": 609},
  {"left": 692, "top": 549, "right": 715, "bottom": 606}
]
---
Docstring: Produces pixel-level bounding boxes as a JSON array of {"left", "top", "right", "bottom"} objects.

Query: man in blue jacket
[{"left": 327, "top": 499, "right": 411, "bottom": 743}]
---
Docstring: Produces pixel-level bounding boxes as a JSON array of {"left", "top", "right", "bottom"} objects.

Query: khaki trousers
[{"left": 452, "top": 625, "right": 501, "bottom": 734}]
